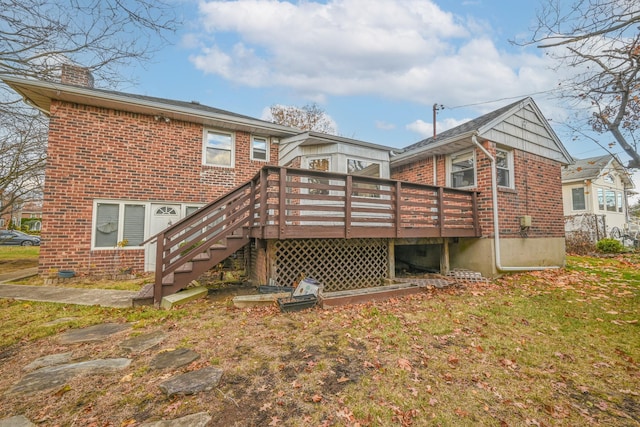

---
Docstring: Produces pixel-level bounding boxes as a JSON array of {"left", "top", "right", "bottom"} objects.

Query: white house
[{"left": 562, "top": 154, "right": 635, "bottom": 236}]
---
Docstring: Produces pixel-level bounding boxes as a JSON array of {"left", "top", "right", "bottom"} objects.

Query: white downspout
[{"left": 471, "top": 134, "right": 561, "bottom": 272}]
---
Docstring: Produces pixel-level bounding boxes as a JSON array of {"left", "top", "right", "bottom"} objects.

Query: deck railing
[{"left": 251, "top": 166, "right": 480, "bottom": 239}]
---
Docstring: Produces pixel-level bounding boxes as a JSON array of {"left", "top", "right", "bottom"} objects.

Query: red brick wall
[
  {"left": 40, "top": 100, "right": 279, "bottom": 275},
  {"left": 390, "top": 141, "right": 565, "bottom": 239}
]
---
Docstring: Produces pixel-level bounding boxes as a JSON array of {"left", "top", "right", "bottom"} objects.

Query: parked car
[{"left": 0, "top": 230, "right": 41, "bottom": 246}]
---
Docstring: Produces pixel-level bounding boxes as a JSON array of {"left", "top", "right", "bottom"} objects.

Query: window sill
[{"left": 498, "top": 186, "right": 516, "bottom": 194}]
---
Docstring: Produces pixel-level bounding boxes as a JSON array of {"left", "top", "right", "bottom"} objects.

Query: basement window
[{"left": 94, "top": 202, "right": 145, "bottom": 248}]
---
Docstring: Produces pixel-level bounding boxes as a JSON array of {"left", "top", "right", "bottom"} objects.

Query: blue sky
[{"left": 126, "top": 0, "right": 627, "bottom": 166}]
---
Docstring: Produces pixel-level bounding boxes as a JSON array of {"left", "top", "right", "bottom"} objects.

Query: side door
[{"left": 144, "top": 204, "right": 181, "bottom": 272}]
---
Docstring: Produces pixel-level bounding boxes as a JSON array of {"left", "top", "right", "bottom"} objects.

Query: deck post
[
  {"left": 438, "top": 187, "right": 445, "bottom": 237},
  {"left": 388, "top": 239, "right": 395, "bottom": 279},
  {"left": 154, "top": 232, "right": 165, "bottom": 305},
  {"left": 440, "top": 237, "right": 450, "bottom": 274},
  {"left": 395, "top": 181, "right": 402, "bottom": 237},
  {"left": 278, "top": 168, "right": 287, "bottom": 239},
  {"left": 259, "top": 168, "right": 268, "bottom": 237}
]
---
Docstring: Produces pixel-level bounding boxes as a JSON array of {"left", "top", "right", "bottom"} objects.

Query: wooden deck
[{"left": 144, "top": 166, "right": 480, "bottom": 303}]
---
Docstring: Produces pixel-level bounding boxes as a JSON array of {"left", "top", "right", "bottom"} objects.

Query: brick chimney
[{"left": 60, "top": 64, "right": 94, "bottom": 88}]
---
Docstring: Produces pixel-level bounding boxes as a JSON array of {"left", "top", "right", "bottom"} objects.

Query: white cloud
[
  {"left": 406, "top": 117, "right": 470, "bottom": 138},
  {"left": 375, "top": 121, "right": 396, "bottom": 131},
  {"left": 188, "top": 0, "right": 559, "bottom": 107}
]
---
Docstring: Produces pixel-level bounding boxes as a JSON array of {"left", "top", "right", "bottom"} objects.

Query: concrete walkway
[{"left": 0, "top": 268, "right": 138, "bottom": 308}]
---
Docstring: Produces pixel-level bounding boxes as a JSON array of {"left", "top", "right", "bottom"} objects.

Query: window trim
[
  {"left": 203, "top": 128, "right": 235, "bottom": 168},
  {"left": 251, "top": 135, "right": 269, "bottom": 162},
  {"left": 496, "top": 148, "right": 514, "bottom": 189},
  {"left": 447, "top": 149, "right": 476, "bottom": 189},
  {"left": 93, "top": 201, "right": 146, "bottom": 249},
  {"left": 92, "top": 200, "right": 205, "bottom": 250},
  {"left": 571, "top": 187, "right": 586, "bottom": 211}
]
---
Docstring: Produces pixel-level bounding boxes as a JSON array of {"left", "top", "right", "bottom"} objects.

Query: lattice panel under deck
[{"left": 272, "top": 239, "right": 388, "bottom": 292}]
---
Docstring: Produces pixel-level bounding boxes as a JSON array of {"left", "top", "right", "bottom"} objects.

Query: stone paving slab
[
  {"left": 119, "top": 330, "right": 167, "bottom": 354},
  {"left": 139, "top": 412, "right": 212, "bottom": 427},
  {"left": 150, "top": 348, "right": 200, "bottom": 370},
  {"left": 23, "top": 352, "right": 73, "bottom": 372},
  {"left": 0, "top": 284, "right": 138, "bottom": 308},
  {"left": 159, "top": 367, "right": 223, "bottom": 397},
  {"left": 58, "top": 323, "right": 131, "bottom": 344},
  {"left": 7, "top": 358, "right": 132, "bottom": 395}
]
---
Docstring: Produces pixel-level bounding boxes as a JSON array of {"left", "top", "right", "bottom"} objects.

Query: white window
[
  {"left": 496, "top": 149, "right": 513, "bottom": 188},
  {"left": 597, "top": 188, "right": 605, "bottom": 210},
  {"left": 94, "top": 202, "right": 146, "bottom": 248},
  {"left": 449, "top": 150, "right": 475, "bottom": 188},
  {"left": 251, "top": 136, "right": 269, "bottom": 161},
  {"left": 348, "top": 159, "right": 381, "bottom": 197},
  {"left": 203, "top": 129, "right": 234, "bottom": 167},
  {"left": 308, "top": 157, "right": 331, "bottom": 195},
  {"left": 605, "top": 190, "right": 616, "bottom": 212},
  {"left": 571, "top": 188, "right": 586, "bottom": 211},
  {"left": 617, "top": 192, "right": 623, "bottom": 213}
]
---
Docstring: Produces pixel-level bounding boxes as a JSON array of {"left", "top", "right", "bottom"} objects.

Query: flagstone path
[{"left": 1, "top": 323, "right": 224, "bottom": 426}]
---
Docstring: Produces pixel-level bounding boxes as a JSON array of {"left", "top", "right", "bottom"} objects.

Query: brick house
[
  {"left": 3, "top": 68, "right": 572, "bottom": 302},
  {"left": 390, "top": 98, "right": 573, "bottom": 276}
]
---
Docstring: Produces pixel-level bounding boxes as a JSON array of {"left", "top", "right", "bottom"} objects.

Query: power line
[{"left": 443, "top": 88, "right": 561, "bottom": 110}]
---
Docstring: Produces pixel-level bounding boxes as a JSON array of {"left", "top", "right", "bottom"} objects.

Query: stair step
[
  {"left": 162, "top": 272, "right": 174, "bottom": 285},
  {"left": 193, "top": 252, "right": 210, "bottom": 261},
  {"left": 211, "top": 243, "right": 227, "bottom": 250},
  {"left": 176, "top": 262, "right": 193, "bottom": 273}
]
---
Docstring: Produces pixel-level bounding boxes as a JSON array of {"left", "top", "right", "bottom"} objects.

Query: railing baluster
[
  {"left": 395, "top": 181, "right": 402, "bottom": 238},
  {"left": 279, "top": 167, "right": 287, "bottom": 239},
  {"left": 438, "top": 187, "right": 445, "bottom": 237},
  {"left": 345, "top": 175, "right": 352, "bottom": 239}
]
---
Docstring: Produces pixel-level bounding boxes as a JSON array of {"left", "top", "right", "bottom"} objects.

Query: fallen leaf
[
  {"left": 337, "top": 376, "right": 349, "bottom": 383},
  {"left": 312, "top": 394, "right": 323, "bottom": 403},
  {"left": 260, "top": 402, "right": 272, "bottom": 412},
  {"left": 269, "top": 416, "right": 281, "bottom": 426},
  {"left": 397, "top": 358, "right": 412, "bottom": 371}
]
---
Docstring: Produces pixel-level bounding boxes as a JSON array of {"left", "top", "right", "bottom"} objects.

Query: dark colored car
[{"left": 0, "top": 230, "right": 41, "bottom": 246}]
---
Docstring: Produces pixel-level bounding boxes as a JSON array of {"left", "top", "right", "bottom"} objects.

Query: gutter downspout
[{"left": 471, "top": 133, "right": 561, "bottom": 272}]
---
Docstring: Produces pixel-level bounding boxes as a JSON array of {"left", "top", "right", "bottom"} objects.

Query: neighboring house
[
  {"left": 390, "top": 97, "right": 573, "bottom": 276},
  {"left": 0, "top": 196, "right": 42, "bottom": 231},
  {"left": 562, "top": 154, "right": 635, "bottom": 237},
  {"left": 2, "top": 67, "right": 573, "bottom": 304}
]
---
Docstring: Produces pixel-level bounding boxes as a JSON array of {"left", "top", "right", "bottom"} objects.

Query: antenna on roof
[{"left": 433, "top": 103, "right": 443, "bottom": 139}]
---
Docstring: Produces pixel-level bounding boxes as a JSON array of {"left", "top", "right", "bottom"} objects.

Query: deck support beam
[
  {"left": 388, "top": 239, "right": 395, "bottom": 280},
  {"left": 440, "top": 237, "right": 450, "bottom": 274}
]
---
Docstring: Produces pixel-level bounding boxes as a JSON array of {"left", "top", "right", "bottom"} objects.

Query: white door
[{"left": 144, "top": 204, "right": 181, "bottom": 272}]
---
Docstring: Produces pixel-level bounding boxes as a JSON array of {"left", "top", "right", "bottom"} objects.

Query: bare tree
[
  {"left": 524, "top": 0, "right": 640, "bottom": 167},
  {"left": 270, "top": 103, "right": 337, "bottom": 134},
  {"left": 0, "top": 0, "right": 179, "bottom": 222},
  {"left": 0, "top": 111, "right": 47, "bottom": 219}
]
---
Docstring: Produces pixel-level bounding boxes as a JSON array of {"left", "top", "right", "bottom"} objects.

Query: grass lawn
[
  {"left": 0, "top": 246, "right": 39, "bottom": 274},
  {"left": 0, "top": 252, "right": 638, "bottom": 426}
]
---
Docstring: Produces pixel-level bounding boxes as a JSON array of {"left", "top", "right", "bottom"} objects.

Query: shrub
[{"left": 596, "top": 238, "right": 624, "bottom": 254}]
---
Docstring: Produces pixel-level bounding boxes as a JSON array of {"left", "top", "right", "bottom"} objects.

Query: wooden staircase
[{"left": 141, "top": 179, "right": 256, "bottom": 305}]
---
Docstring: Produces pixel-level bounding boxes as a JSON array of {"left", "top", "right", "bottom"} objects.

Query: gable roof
[
  {"left": 392, "top": 97, "right": 573, "bottom": 167},
  {"left": 562, "top": 154, "right": 635, "bottom": 188},
  {"left": 0, "top": 75, "right": 298, "bottom": 138}
]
